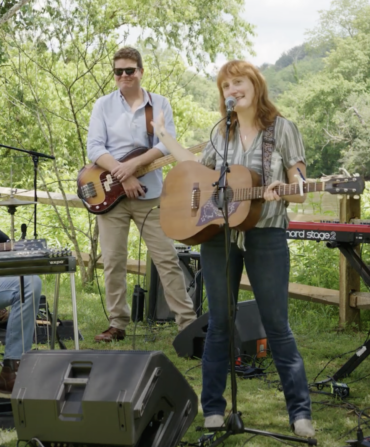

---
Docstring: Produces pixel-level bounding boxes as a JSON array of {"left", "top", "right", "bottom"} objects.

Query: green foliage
[
  {"left": 262, "top": 55, "right": 326, "bottom": 101},
  {"left": 332, "top": 93, "right": 370, "bottom": 177},
  {"left": 0, "top": 0, "right": 252, "bottom": 284},
  {"left": 325, "top": 30, "right": 370, "bottom": 83},
  {"left": 4, "top": 0, "right": 255, "bottom": 65},
  {"left": 271, "top": 0, "right": 370, "bottom": 178},
  {"left": 275, "top": 44, "right": 309, "bottom": 70},
  {"left": 0, "top": 0, "right": 17, "bottom": 16},
  {"left": 305, "top": 0, "right": 370, "bottom": 50},
  {"left": 278, "top": 73, "right": 357, "bottom": 177}
]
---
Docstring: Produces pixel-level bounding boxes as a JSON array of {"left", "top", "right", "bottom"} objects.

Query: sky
[{"left": 241, "top": 0, "right": 334, "bottom": 66}]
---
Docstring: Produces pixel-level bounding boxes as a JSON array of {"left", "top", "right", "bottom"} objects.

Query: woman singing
[{"left": 152, "top": 60, "right": 315, "bottom": 438}]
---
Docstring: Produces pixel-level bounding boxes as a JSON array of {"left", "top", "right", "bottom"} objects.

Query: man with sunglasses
[{"left": 87, "top": 47, "right": 197, "bottom": 342}]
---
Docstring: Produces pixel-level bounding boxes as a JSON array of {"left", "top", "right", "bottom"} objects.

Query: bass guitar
[
  {"left": 77, "top": 142, "right": 206, "bottom": 214},
  {"left": 159, "top": 161, "right": 365, "bottom": 245}
]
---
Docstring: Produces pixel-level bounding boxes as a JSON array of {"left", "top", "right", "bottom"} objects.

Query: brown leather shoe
[
  {"left": 0, "top": 359, "right": 20, "bottom": 396},
  {"left": 94, "top": 327, "right": 126, "bottom": 342}
]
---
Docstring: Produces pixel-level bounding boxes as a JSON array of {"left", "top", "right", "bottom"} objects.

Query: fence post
[{"left": 339, "top": 195, "right": 361, "bottom": 327}]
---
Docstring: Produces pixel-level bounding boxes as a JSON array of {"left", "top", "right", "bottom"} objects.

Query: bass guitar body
[
  {"left": 77, "top": 147, "right": 148, "bottom": 215},
  {"left": 160, "top": 161, "right": 263, "bottom": 245}
]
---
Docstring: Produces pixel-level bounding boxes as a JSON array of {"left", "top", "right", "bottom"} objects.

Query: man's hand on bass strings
[{"left": 121, "top": 176, "right": 146, "bottom": 199}]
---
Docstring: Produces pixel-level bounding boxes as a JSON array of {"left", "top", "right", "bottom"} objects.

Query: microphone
[
  {"left": 21, "top": 223, "right": 27, "bottom": 240},
  {"left": 225, "top": 96, "right": 237, "bottom": 113}
]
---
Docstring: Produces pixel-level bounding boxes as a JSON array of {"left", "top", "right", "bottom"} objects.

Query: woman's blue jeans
[{"left": 200, "top": 227, "right": 311, "bottom": 425}]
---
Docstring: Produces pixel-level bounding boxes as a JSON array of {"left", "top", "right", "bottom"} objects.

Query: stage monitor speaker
[
  {"left": 173, "top": 312, "right": 208, "bottom": 359},
  {"left": 12, "top": 350, "right": 198, "bottom": 447},
  {"left": 145, "top": 249, "right": 203, "bottom": 322},
  {"left": 173, "top": 300, "right": 268, "bottom": 359}
]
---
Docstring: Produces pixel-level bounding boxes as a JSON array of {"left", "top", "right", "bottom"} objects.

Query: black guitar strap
[
  {"left": 145, "top": 91, "right": 154, "bottom": 148},
  {"left": 261, "top": 117, "right": 277, "bottom": 186}
]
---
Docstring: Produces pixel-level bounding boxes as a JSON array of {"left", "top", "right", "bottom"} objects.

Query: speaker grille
[{"left": 145, "top": 251, "right": 203, "bottom": 322}]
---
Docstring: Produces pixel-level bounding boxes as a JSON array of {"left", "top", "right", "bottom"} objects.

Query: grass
[{"left": 1, "top": 273, "right": 370, "bottom": 447}]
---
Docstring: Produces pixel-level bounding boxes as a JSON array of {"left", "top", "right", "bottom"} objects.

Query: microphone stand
[
  {"left": 0, "top": 143, "right": 55, "bottom": 239},
  {"left": 208, "top": 110, "right": 317, "bottom": 446}
]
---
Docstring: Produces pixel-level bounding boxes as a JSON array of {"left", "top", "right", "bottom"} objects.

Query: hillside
[{"left": 260, "top": 44, "right": 328, "bottom": 100}]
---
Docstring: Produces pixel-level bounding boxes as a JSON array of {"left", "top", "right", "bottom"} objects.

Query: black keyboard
[{"left": 0, "top": 254, "right": 76, "bottom": 276}]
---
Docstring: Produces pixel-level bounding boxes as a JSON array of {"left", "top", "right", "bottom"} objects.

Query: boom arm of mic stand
[
  {"left": 0, "top": 144, "right": 55, "bottom": 239},
  {"left": 0, "top": 144, "right": 55, "bottom": 160}
]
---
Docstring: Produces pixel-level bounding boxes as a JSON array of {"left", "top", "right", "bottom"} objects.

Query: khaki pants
[{"left": 98, "top": 197, "right": 196, "bottom": 331}]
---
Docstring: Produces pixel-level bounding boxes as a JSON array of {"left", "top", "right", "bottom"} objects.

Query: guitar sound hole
[{"left": 211, "top": 187, "right": 234, "bottom": 208}]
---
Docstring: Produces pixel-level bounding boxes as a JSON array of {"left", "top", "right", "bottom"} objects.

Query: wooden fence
[{"left": 1, "top": 186, "right": 369, "bottom": 325}]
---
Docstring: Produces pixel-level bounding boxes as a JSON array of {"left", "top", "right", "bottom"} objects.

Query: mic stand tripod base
[{"left": 209, "top": 412, "right": 317, "bottom": 447}]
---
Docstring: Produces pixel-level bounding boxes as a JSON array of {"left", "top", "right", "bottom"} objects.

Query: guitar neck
[
  {"left": 135, "top": 141, "right": 207, "bottom": 177},
  {"left": 236, "top": 182, "right": 326, "bottom": 201}
]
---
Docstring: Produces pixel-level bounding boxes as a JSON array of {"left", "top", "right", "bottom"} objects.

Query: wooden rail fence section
[
  {"left": 2, "top": 187, "right": 370, "bottom": 315},
  {"left": 75, "top": 252, "right": 370, "bottom": 310}
]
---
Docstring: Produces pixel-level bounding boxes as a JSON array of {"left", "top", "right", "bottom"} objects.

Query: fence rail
[
  {"left": 2, "top": 187, "right": 369, "bottom": 320},
  {"left": 75, "top": 252, "right": 370, "bottom": 310}
]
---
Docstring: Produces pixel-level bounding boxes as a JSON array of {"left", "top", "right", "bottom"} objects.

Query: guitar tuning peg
[
  {"left": 354, "top": 173, "right": 360, "bottom": 177},
  {"left": 353, "top": 195, "right": 360, "bottom": 199},
  {"left": 337, "top": 195, "right": 343, "bottom": 200},
  {"left": 340, "top": 167, "right": 351, "bottom": 177}
]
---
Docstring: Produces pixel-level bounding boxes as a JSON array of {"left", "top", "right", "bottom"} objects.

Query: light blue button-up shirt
[{"left": 87, "top": 89, "right": 176, "bottom": 200}]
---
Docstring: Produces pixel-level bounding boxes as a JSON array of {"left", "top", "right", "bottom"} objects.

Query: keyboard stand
[
  {"left": 0, "top": 255, "right": 79, "bottom": 351},
  {"left": 327, "top": 241, "right": 370, "bottom": 288}
]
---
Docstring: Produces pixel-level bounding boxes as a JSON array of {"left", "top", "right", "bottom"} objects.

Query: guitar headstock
[{"left": 322, "top": 175, "right": 365, "bottom": 195}]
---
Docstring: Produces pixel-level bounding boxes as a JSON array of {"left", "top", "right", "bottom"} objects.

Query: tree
[
  {"left": 278, "top": 72, "right": 361, "bottom": 177},
  {"left": 306, "top": 0, "right": 370, "bottom": 50},
  {"left": 0, "top": 0, "right": 32, "bottom": 25},
  {"left": 276, "top": 0, "right": 370, "bottom": 177},
  {"left": 275, "top": 44, "right": 308, "bottom": 70},
  {"left": 335, "top": 93, "right": 370, "bottom": 178},
  {"left": 4, "top": 0, "right": 255, "bottom": 66},
  {"left": 0, "top": 0, "right": 252, "bottom": 284}
]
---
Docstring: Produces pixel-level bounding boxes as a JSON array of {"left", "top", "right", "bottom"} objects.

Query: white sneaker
[
  {"left": 204, "top": 414, "right": 224, "bottom": 428},
  {"left": 293, "top": 419, "right": 315, "bottom": 438}
]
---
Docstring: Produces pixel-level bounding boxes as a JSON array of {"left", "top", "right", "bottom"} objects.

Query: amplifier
[{"left": 0, "top": 254, "right": 76, "bottom": 276}]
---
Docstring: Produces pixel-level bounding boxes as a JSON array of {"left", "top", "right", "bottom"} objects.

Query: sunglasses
[{"left": 113, "top": 67, "right": 138, "bottom": 76}]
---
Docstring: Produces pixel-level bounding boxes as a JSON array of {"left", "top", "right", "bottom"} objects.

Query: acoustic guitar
[
  {"left": 77, "top": 142, "right": 206, "bottom": 214},
  {"left": 159, "top": 161, "right": 365, "bottom": 245}
]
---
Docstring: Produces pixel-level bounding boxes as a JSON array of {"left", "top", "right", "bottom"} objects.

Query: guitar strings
[
  {"left": 80, "top": 142, "right": 207, "bottom": 192},
  {"left": 87, "top": 179, "right": 320, "bottom": 202}
]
